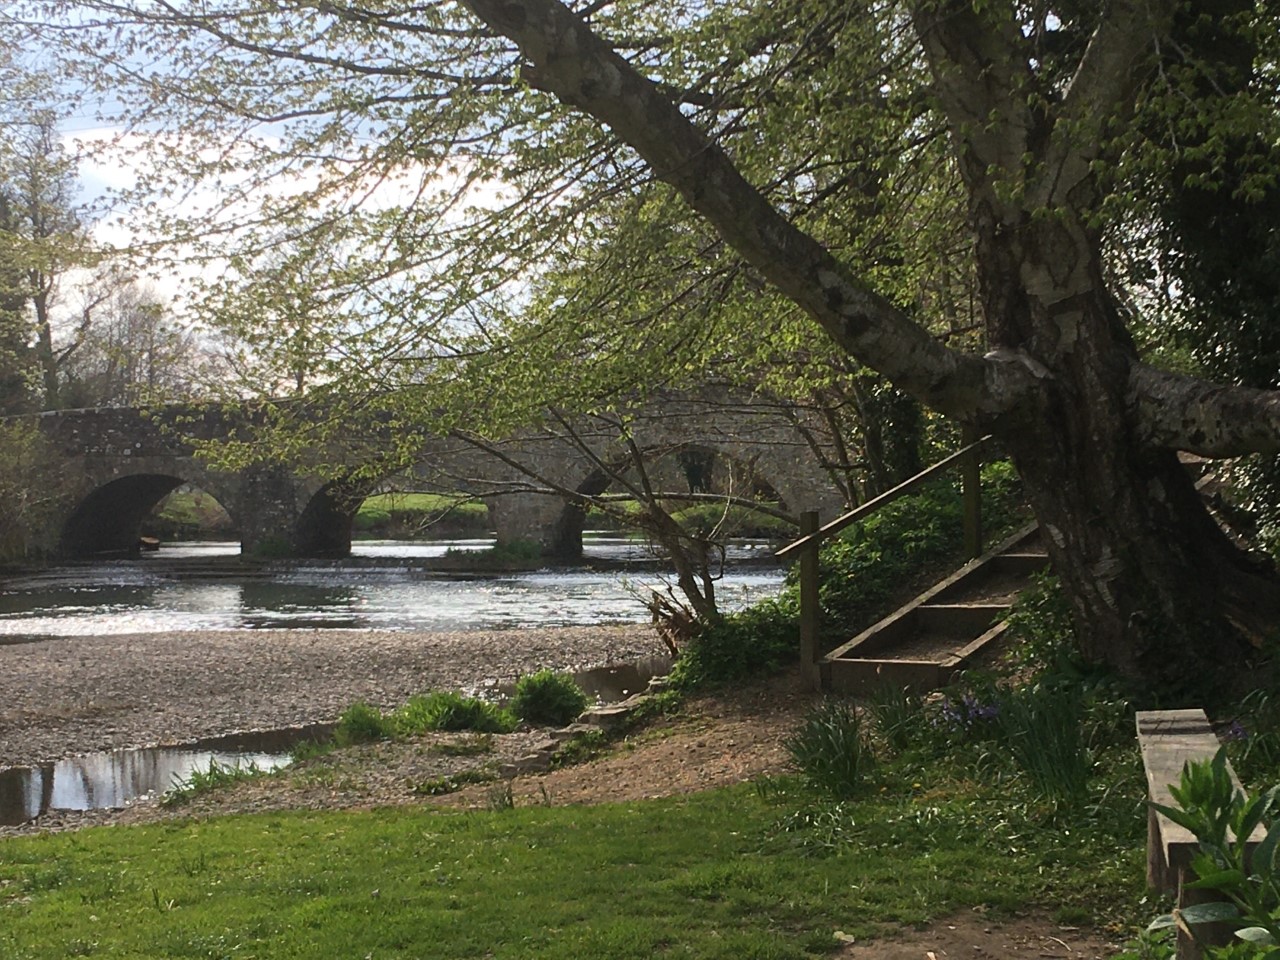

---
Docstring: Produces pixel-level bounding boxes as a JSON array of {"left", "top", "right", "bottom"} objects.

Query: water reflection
[{"left": 0, "top": 746, "right": 292, "bottom": 826}]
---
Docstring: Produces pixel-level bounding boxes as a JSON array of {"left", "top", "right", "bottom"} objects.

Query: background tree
[
  {"left": 16, "top": 0, "right": 1280, "bottom": 693},
  {"left": 60, "top": 273, "right": 202, "bottom": 407},
  {"left": 0, "top": 193, "right": 36, "bottom": 414},
  {"left": 0, "top": 111, "right": 95, "bottom": 409},
  {"left": 0, "top": 420, "right": 68, "bottom": 563}
]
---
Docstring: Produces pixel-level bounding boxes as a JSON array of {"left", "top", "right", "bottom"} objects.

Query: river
[{"left": 0, "top": 536, "right": 787, "bottom": 638}]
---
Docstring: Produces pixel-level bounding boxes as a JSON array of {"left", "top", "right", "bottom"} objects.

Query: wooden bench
[{"left": 1136, "top": 709, "right": 1264, "bottom": 960}]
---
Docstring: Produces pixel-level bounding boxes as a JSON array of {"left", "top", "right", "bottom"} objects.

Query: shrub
[
  {"left": 993, "top": 683, "right": 1092, "bottom": 806},
  {"left": 334, "top": 702, "right": 395, "bottom": 745},
  {"left": 511, "top": 670, "right": 589, "bottom": 726},
  {"left": 394, "top": 692, "right": 516, "bottom": 734},
  {"left": 667, "top": 598, "right": 797, "bottom": 691},
  {"left": 786, "top": 700, "right": 876, "bottom": 799}
]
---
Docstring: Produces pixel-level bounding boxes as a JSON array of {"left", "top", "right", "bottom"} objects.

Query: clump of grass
[
  {"left": 394, "top": 692, "right": 516, "bottom": 735},
  {"left": 551, "top": 729, "right": 607, "bottom": 768},
  {"left": 786, "top": 700, "right": 876, "bottom": 799},
  {"left": 289, "top": 739, "right": 335, "bottom": 763},
  {"left": 863, "top": 682, "right": 925, "bottom": 754},
  {"left": 334, "top": 702, "right": 396, "bottom": 746},
  {"left": 160, "top": 759, "right": 266, "bottom": 807},
  {"left": 993, "top": 683, "right": 1092, "bottom": 806},
  {"left": 511, "top": 670, "right": 589, "bottom": 727}
]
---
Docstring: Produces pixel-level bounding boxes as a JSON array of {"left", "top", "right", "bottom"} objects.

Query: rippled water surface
[{"left": 0, "top": 538, "right": 786, "bottom": 636}]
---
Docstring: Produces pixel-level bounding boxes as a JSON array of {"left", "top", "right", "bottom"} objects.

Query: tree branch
[
  {"left": 1129, "top": 363, "right": 1280, "bottom": 457},
  {"left": 459, "top": 0, "right": 1030, "bottom": 420},
  {"left": 1035, "top": 0, "right": 1176, "bottom": 206}
]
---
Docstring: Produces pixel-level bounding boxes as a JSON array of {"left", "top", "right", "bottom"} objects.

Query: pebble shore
[{"left": 0, "top": 625, "right": 666, "bottom": 769}]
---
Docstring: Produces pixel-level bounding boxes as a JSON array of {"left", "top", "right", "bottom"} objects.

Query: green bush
[
  {"left": 334, "top": 702, "right": 395, "bottom": 746},
  {"left": 670, "top": 502, "right": 793, "bottom": 540},
  {"left": 394, "top": 692, "right": 516, "bottom": 734},
  {"left": 668, "top": 598, "right": 797, "bottom": 691},
  {"left": 354, "top": 492, "right": 490, "bottom": 538},
  {"left": 785, "top": 700, "right": 876, "bottom": 799},
  {"left": 511, "top": 670, "right": 590, "bottom": 726}
]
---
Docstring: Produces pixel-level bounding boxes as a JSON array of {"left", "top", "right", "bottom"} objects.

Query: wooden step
[{"left": 821, "top": 523, "right": 1045, "bottom": 694}]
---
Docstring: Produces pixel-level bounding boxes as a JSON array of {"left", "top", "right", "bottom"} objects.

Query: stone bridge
[{"left": 31, "top": 391, "right": 852, "bottom": 559}]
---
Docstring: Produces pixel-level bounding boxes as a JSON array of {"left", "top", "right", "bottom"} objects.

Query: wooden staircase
[{"left": 819, "top": 524, "right": 1048, "bottom": 694}]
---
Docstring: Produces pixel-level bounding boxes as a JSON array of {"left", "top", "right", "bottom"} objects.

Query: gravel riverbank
[{"left": 0, "top": 625, "right": 667, "bottom": 769}]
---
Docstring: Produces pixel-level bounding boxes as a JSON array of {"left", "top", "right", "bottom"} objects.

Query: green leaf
[
  {"left": 1176, "top": 901, "right": 1241, "bottom": 925},
  {"left": 1254, "top": 816, "right": 1280, "bottom": 875},
  {"left": 1236, "top": 926, "right": 1277, "bottom": 944},
  {"left": 1147, "top": 914, "right": 1177, "bottom": 932},
  {"left": 1185, "top": 868, "right": 1247, "bottom": 890}
]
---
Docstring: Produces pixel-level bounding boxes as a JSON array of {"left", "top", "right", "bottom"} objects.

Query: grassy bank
[
  {"left": 0, "top": 764, "right": 1146, "bottom": 960},
  {"left": 354, "top": 493, "right": 491, "bottom": 539}
]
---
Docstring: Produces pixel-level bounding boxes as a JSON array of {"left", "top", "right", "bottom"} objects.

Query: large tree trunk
[{"left": 979, "top": 211, "right": 1275, "bottom": 695}]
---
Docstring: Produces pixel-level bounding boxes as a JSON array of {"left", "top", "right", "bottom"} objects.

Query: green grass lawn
[{"left": 0, "top": 774, "right": 1145, "bottom": 960}]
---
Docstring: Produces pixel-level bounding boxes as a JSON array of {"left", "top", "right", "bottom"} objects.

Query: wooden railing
[{"left": 776, "top": 430, "right": 993, "bottom": 688}]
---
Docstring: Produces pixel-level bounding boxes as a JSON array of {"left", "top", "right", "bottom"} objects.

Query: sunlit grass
[{"left": 0, "top": 771, "right": 1146, "bottom": 959}]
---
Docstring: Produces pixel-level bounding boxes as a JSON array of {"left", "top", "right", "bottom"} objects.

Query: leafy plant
[
  {"left": 394, "top": 692, "right": 516, "bottom": 734},
  {"left": 1227, "top": 690, "right": 1280, "bottom": 788},
  {"left": 510, "top": 670, "right": 589, "bottom": 727},
  {"left": 1147, "top": 749, "right": 1280, "bottom": 954},
  {"left": 786, "top": 700, "right": 876, "bottom": 799},
  {"left": 333, "top": 702, "right": 395, "bottom": 746}
]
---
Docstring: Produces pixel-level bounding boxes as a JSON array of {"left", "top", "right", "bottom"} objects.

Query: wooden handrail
[{"left": 775, "top": 435, "right": 993, "bottom": 560}]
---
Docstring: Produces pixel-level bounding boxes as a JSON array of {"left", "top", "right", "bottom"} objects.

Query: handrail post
[
  {"left": 799, "top": 510, "right": 821, "bottom": 691},
  {"left": 961, "top": 425, "right": 983, "bottom": 558}
]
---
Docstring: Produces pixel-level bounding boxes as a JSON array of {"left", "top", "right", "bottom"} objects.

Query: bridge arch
[
  {"left": 292, "top": 480, "right": 374, "bottom": 558},
  {"left": 59, "top": 473, "right": 241, "bottom": 558}
]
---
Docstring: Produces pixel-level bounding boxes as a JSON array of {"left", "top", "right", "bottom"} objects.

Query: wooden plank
[
  {"left": 1136, "top": 708, "right": 1255, "bottom": 884},
  {"left": 798, "top": 510, "right": 820, "bottom": 691},
  {"left": 1136, "top": 709, "right": 1263, "bottom": 960},
  {"left": 951, "top": 620, "right": 1012, "bottom": 664}
]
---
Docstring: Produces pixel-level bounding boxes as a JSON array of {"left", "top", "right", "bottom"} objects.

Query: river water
[{"left": 0, "top": 536, "right": 786, "bottom": 637}]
